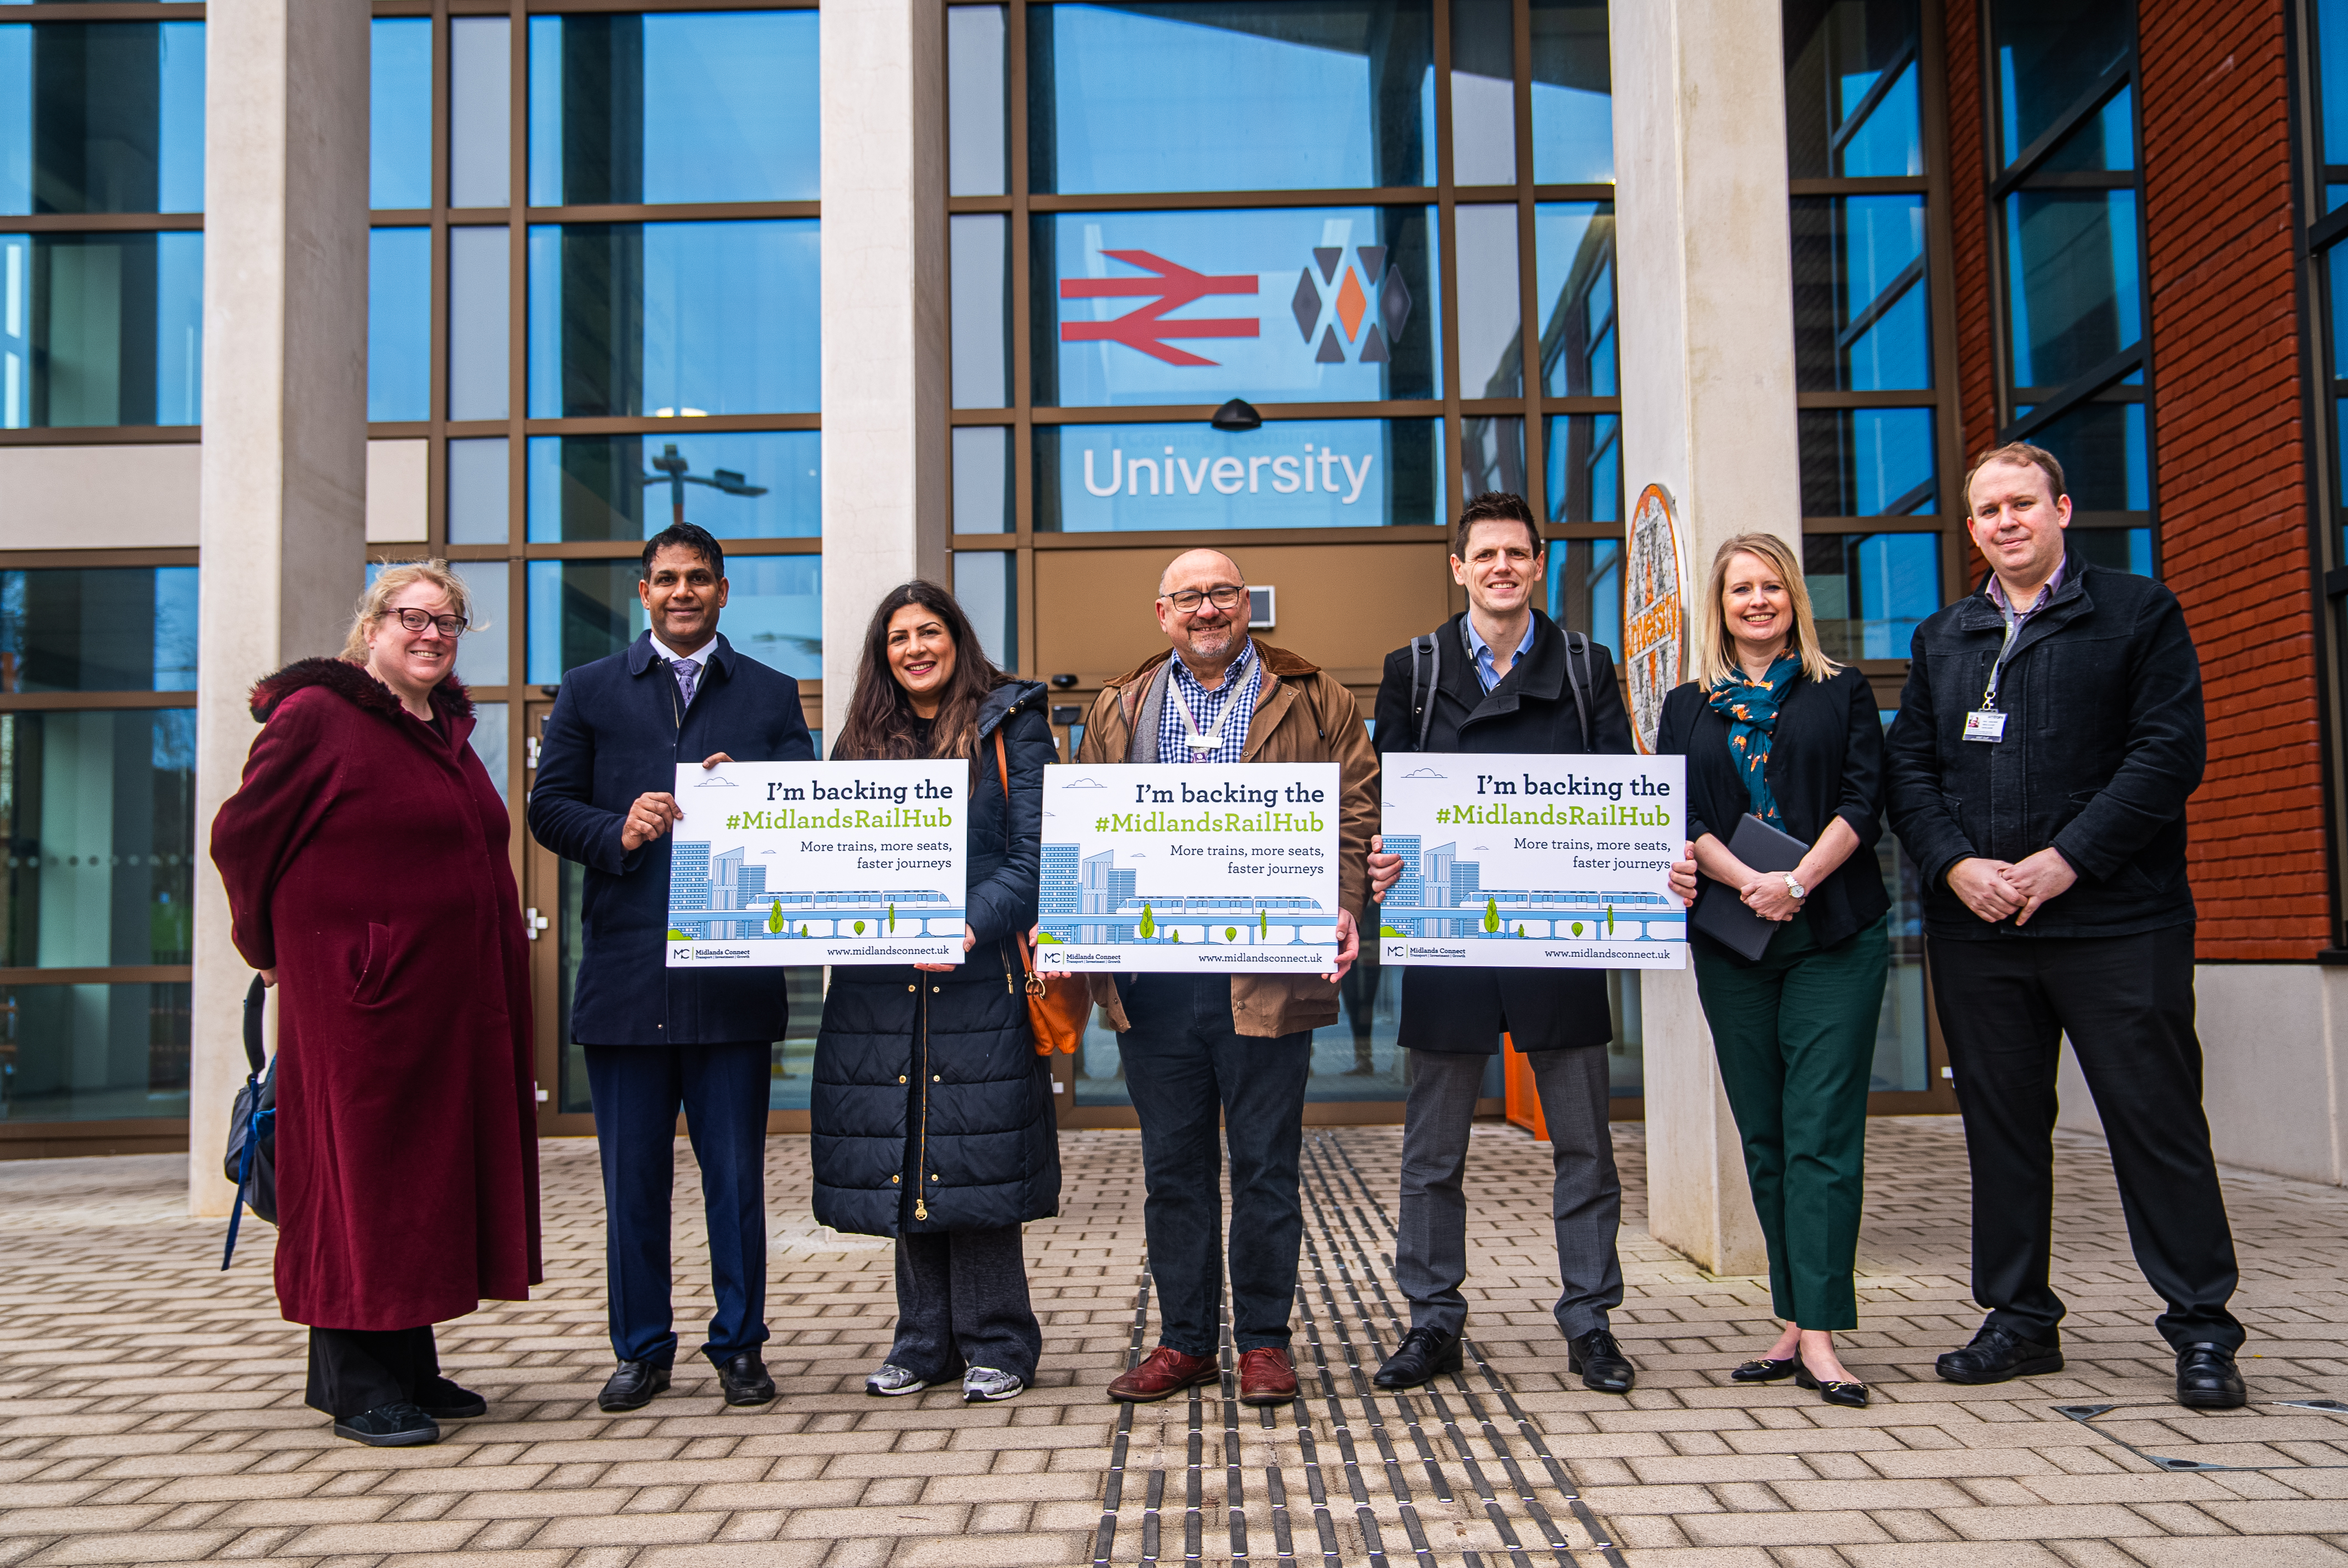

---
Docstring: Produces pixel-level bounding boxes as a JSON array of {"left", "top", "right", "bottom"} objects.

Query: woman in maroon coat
[{"left": 212, "top": 561, "right": 540, "bottom": 1447}]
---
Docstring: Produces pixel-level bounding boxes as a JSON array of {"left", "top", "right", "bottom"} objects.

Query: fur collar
[{"left": 249, "top": 657, "right": 475, "bottom": 724}]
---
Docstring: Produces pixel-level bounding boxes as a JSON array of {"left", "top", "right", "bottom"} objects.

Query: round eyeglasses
[{"left": 380, "top": 608, "right": 468, "bottom": 638}]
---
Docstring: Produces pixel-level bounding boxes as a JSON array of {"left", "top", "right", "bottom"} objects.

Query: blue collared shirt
[
  {"left": 1157, "top": 638, "right": 1262, "bottom": 765},
  {"left": 1462, "top": 615, "right": 1536, "bottom": 693}
]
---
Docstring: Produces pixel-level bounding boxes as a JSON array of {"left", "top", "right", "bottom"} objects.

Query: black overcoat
[
  {"left": 1656, "top": 665, "right": 1891, "bottom": 957},
  {"left": 811, "top": 682, "right": 1062, "bottom": 1236},
  {"left": 1371, "top": 611, "right": 1635, "bottom": 1053},
  {"left": 526, "top": 632, "right": 816, "bottom": 1045}
]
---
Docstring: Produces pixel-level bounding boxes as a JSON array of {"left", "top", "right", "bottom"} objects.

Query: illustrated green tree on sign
[
  {"left": 1605, "top": 905, "right": 1615, "bottom": 935},
  {"left": 1515, "top": 924, "right": 1525, "bottom": 938},
  {"left": 1571, "top": 921, "right": 1585, "bottom": 936},
  {"left": 853, "top": 920, "right": 867, "bottom": 935},
  {"left": 1258, "top": 910, "right": 1269, "bottom": 939},
  {"left": 887, "top": 902, "right": 897, "bottom": 933},
  {"left": 766, "top": 899, "right": 785, "bottom": 935},
  {"left": 1225, "top": 926, "right": 1239, "bottom": 942},
  {"left": 1482, "top": 896, "right": 1500, "bottom": 935},
  {"left": 799, "top": 924, "right": 810, "bottom": 937},
  {"left": 1138, "top": 904, "right": 1156, "bottom": 939}
]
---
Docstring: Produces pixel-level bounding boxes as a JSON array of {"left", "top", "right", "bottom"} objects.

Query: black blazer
[
  {"left": 526, "top": 632, "right": 816, "bottom": 1044},
  {"left": 1371, "top": 611, "right": 1635, "bottom": 1053},
  {"left": 1656, "top": 664, "right": 1889, "bottom": 955}
]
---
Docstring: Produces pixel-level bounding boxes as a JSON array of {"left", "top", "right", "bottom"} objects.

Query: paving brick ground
[{"left": 2, "top": 1116, "right": 2346, "bottom": 1565}]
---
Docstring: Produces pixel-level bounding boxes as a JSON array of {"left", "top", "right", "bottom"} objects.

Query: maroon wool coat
[{"left": 212, "top": 658, "right": 542, "bottom": 1330}]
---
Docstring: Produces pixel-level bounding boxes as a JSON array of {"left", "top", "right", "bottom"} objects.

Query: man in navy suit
[{"left": 528, "top": 522, "right": 815, "bottom": 1411}]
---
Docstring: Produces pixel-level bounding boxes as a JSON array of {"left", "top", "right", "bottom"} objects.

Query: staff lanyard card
[
  {"left": 1964, "top": 710, "right": 2007, "bottom": 743},
  {"left": 1967, "top": 610, "right": 2024, "bottom": 743}
]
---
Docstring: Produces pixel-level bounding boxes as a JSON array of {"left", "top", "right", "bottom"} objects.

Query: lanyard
[
  {"left": 1979, "top": 595, "right": 2035, "bottom": 711},
  {"left": 1169, "top": 652, "right": 1245, "bottom": 753}
]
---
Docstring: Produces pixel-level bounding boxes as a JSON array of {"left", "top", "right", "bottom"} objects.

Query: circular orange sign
[{"left": 1623, "top": 482, "right": 1686, "bottom": 755}]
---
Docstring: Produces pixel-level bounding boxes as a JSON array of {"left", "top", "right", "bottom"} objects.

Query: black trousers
[
  {"left": 1929, "top": 926, "right": 2243, "bottom": 1353},
  {"left": 306, "top": 1325, "right": 439, "bottom": 1419},
  {"left": 889, "top": 1218, "right": 1042, "bottom": 1382}
]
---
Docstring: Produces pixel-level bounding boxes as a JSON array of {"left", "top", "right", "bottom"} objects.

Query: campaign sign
[
  {"left": 663, "top": 761, "right": 967, "bottom": 967},
  {"left": 1036, "top": 763, "right": 1341, "bottom": 973},
  {"left": 1379, "top": 752, "right": 1687, "bottom": 970}
]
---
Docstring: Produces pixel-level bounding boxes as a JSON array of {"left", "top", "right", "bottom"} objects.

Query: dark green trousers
[{"left": 1692, "top": 912, "right": 1888, "bottom": 1331}]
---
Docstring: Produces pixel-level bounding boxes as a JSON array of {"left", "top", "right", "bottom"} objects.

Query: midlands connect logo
[{"left": 1060, "top": 245, "right": 1412, "bottom": 368}]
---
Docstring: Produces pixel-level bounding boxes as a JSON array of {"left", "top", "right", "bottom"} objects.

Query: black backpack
[
  {"left": 220, "top": 976, "right": 277, "bottom": 1268},
  {"left": 1406, "top": 620, "right": 1595, "bottom": 751}
]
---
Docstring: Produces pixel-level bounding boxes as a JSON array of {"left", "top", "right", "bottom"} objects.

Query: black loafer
[
  {"left": 1731, "top": 1356, "right": 1799, "bottom": 1383},
  {"left": 415, "top": 1377, "right": 487, "bottom": 1420},
  {"left": 1566, "top": 1328, "right": 1636, "bottom": 1394},
  {"left": 1373, "top": 1326, "right": 1463, "bottom": 1390},
  {"left": 1793, "top": 1353, "right": 1869, "bottom": 1408},
  {"left": 2176, "top": 1343, "right": 2247, "bottom": 1410},
  {"left": 717, "top": 1351, "right": 777, "bottom": 1407},
  {"left": 598, "top": 1359, "right": 672, "bottom": 1413},
  {"left": 1935, "top": 1324, "right": 2063, "bottom": 1385},
  {"left": 332, "top": 1401, "right": 439, "bottom": 1447}
]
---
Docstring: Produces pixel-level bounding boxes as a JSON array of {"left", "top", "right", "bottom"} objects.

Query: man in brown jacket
[{"left": 1074, "top": 547, "right": 1377, "bottom": 1407}]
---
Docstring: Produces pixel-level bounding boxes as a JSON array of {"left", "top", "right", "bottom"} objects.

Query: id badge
[{"left": 1963, "top": 710, "right": 2007, "bottom": 744}]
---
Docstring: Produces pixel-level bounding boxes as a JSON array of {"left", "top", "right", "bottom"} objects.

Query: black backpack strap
[
  {"left": 1408, "top": 633, "right": 1441, "bottom": 752},
  {"left": 1563, "top": 631, "right": 1594, "bottom": 751},
  {"left": 241, "top": 975, "right": 267, "bottom": 1075}
]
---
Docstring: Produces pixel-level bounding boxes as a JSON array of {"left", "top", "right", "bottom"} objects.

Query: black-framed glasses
[
  {"left": 1159, "top": 585, "right": 1246, "bottom": 613},
  {"left": 380, "top": 607, "right": 468, "bottom": 638}
]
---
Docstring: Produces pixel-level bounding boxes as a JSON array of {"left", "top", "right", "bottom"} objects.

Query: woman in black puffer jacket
[{"left": 811, "top": 580, "right": 1058, "bottom": 1404}]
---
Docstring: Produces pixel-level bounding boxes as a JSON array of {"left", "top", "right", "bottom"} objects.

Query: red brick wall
[
  {"left": 1943, "top": 0, "right": 1998, "bottom": 504},
  {"left": 2139, "top": 0, "right": 2331, "bottom": 958}
]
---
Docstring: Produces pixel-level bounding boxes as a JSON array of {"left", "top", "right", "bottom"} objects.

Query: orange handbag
[{"left": 995, "top": 730, "right": 1089, "bottom": 1055}]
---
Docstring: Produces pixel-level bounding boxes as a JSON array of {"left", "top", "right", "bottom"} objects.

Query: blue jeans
[
  {"left": 1116, "top": 974, "right": 1313, "bottom": 1357},
  {"left": 583, "top": 1040, "right": 772, "bottom": 1368}
]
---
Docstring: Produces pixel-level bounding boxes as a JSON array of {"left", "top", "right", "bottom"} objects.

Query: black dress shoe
[
  {"left": 1729, "top": 1356, "right": 1799, "bottom": 1383},
  {"left": 1566, "top": 1328, "right": 1636, "bottom": 1394},
  {"left": 717, "top": 1351, "right": 777, "bottom": 1407},
  {"left": 2176, "top": 1343, "right": 2247, "bottom": 1410},
  {"left": 1373, "top": 1326, "right": 1463, "bottom": 1390},
  {"left": 1935, "top": 1324, "right": 2063, "bottom": 1385},
  {"left": 1793, "top": 1353, "right": 1869, "bottom": 1408},
  {"left": 598, "top": 1359, "right": 672, "bottom": 1413},
  {"left": 415, "top": 1377, "right": 487, "bottom": 1420},
  {"left": 332, "top": 1401, "right": 439, "bottom": 1447}
]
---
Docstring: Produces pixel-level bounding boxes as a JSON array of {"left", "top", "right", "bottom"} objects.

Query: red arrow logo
[{"left": 1060, "top": 250, "right": 1260, "bottom": 367}]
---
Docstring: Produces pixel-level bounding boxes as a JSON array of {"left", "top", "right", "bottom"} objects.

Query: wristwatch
[{"left": 1783, "top": 873, "right": 1808, "bottom": 901}]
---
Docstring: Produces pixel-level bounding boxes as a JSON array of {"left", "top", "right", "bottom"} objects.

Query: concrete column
[
  {"left": 1610, "top": 0, "right": 1803, "bottom": 1275},
  {"left": 189, "top": 4, "right": 371, "bottom": 1216},
  {"left": 819, "top": 0, "right": 950, "bottom": 740}
]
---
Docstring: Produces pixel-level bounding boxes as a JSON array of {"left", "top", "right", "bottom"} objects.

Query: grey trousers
[{"left": 1395, "top": 1047, "right": 1623, "bottom": 1339}]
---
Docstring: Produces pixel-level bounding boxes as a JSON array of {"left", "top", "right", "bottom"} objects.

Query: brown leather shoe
[
  {"left": 1237, "top": 1347, "right": 1299, "bottom": 1406},
  {"left": 1106, "top": 1346, "right": 1219, "bottom": 1403}
]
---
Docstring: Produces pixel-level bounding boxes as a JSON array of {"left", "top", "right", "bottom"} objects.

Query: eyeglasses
[
  {"left": 380, "top": 608, "right": 468, "bottom": 638},
  {"left": 1159, "top": 585, "right": 1247, "bottom": 614}
]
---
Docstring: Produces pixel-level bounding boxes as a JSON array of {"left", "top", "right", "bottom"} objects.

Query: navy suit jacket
[{"left": 527, "top": 632, "right": 815, "bottom": 1045}]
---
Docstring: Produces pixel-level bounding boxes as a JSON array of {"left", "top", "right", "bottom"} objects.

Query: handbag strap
[{"left": 994, "top": 728, "right": 1046, "bottom": 997}]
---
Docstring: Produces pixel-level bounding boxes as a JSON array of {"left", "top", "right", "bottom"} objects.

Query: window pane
[
  {"left": 955, "top": 550, "right": 1018, "bottom": 672},
  {"left": 1528, "top": 0, "right": 1611, "bottom": 184},
  {"left": 949, "top": 5, "right": 1008, "bottom": 197},
  {"left": 1798, "top": 407, "right": 1936, "bottom": 516},
  {"left": 528, "top": 554, "right": 820, "bottom": 684},
  {"left": 1804, "top": 530, "right": 1939, "bottom": 661},
  {"left": 1868, "top": 724, "right": 1929, "bottom": 1092},
  {"left": 951, "top": 213, "right": 1010, "bottom": 409},
  {"left": 370, "top": 18, "right": 432, "bottom": 209},
  {"left": 527, "top": 220, "right": 820, "bottom": 418},
  {"left": 1784, "top": 0, "right": 1921, "bottom": 179},
  {"left": 469, "top": 701, "right": 509, "bottom": 804},
  {"left": 1036, "top": 206, "right": 1439, "bottom": 406},
  {"left": 0, "top": 20, "right": 203, "bottom": 215},
  {"left": 1543, "top": 412, "right": 1620, "bottom": 524},
  {"left": 1790, "top": 195, "right": 1929, "bottom": 393},
  {"left": 0, "top": 230, "right": 202, "bottom": 427},
  {"left": 527, "top": 12, "right": 818, "bottom": 207},
  {"left": 1029, "top": 1, "right": 1434, "bottom": 195},
  {"left": 1545, "top": 537, "right": 1622, "bottom": 651},
  {"left": 450, "top": 16, "right": 511, "bottom": 208},
  {"left": 368, "top": 226, "right": 430, "bottom": 421},
  {"left": 527, "top": 431, "right": 820, "bottom": 543},
  {"left": 2038, "top": 83, "right": 2134, "bottom": 173},
  {"left": 953, "top": 425, "right": 1013, "bottom": 533},
  {"left": 1451, "top": 0, "right": 1516, "bottom": 186},
  {"left": 2321, "top": 0, "right": 2348, "bottom": 168},
  {"left": 451, "top": 560, "right": 508, "bottom": 690},
  {"left": 1456, "top": 203, "right": 1522, "bottom": 396},
  {"left": 2023, "top": 398, "right": 2147, "bottom": 512},
  {"left": 1, "top": 567, "right": 194, "bottom": 692},
  {"left": 447, "top": 225, "right": 509, "bottom": 421},
  {"left": 2066, "top": 525, "right": 2152, "bottom": 577},
  {"left": 1036, "top": 417, "right": 1443, "bottom": 531},
  {"left": 0, "top": 709, "right": 195, "bottom": 968},
  {"left": 1461, "top": 414, "right": 1523, "bottom": 499},
  {"left": 1993, "top": 0, "right": 2130, "bottom": 166},
  {"left": 447, "top": 436, "right": 510, "bottom": 544},
  {"left": 1534, "top": 201, "right": 1615, "bottom": 398},
  {"left": 0, "top": 981, "right": 189, "bottom": 1122},
  {"left": 2004, "top": 188, "right": 2140, "bottom": 391}
]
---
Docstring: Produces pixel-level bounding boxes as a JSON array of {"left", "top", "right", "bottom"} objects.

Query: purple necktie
[{"left": 671, "top": 658, "right": 698, "bottom": 707}]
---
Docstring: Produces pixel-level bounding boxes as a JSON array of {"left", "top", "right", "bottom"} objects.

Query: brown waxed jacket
[{"left": 1074, "top": 641, "right": 1379, "bottom": 1039}]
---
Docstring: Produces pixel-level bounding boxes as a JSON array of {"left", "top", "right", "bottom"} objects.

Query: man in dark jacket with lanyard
[
  {"left": 528, "top": 523, "right": 816, "bottom": 1413},
  {"left": 1363, "top": 492, "right": 1642, "bottom": 1394},
  {"left": 1886, "top": 443, "right": 2243, "bottom": 1410}
]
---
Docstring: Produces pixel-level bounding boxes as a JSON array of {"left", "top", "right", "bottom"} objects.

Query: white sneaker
[
  {"left": 865, "top": 1363, "right": 936, "bottom": 1397},
  {"left": 963, "top": 1366, "right": 1024, "bottom": 1403}
]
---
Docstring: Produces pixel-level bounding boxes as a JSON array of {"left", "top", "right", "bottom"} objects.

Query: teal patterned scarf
[{"left": 1705, "top": 654, "right": 1802, "bottom": 831}]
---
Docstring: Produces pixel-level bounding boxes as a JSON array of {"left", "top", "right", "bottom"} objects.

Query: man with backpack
[{"left": 1363, "top": 492, "right": 1642, "bottom": 1394}]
